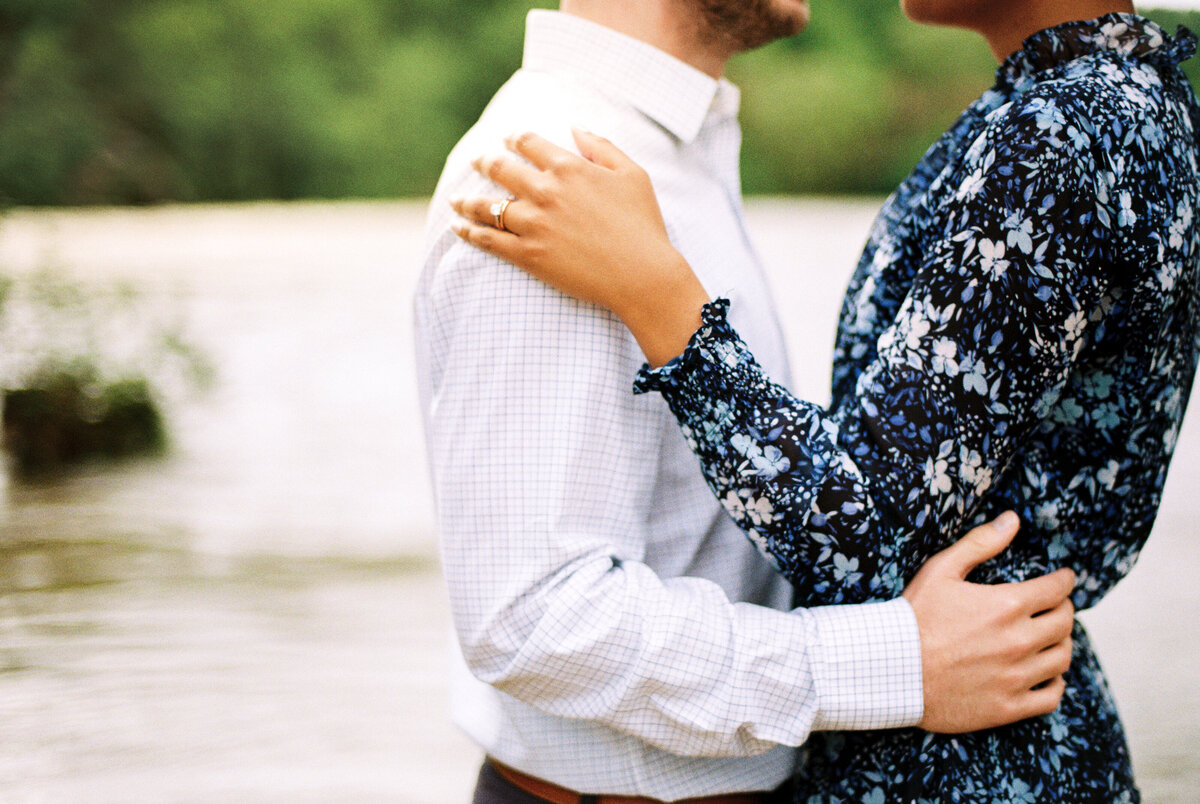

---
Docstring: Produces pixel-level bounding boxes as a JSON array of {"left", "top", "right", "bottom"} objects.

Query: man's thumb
[{"left": 941, "top": 511, "right": 1019, "bottom": 579}]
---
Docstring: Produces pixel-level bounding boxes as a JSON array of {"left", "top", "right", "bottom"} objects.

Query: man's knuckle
[
  {"left": 1000, "top": 592, "right": 1024, "bottom": 618},
  {"left": 1005, "top": 663, "right": 1030, "bottom": 689}
]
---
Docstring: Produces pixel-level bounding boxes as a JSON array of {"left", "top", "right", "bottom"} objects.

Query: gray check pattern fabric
[{"left": 413, "top": 11, "right": 923, "bottom": 800}]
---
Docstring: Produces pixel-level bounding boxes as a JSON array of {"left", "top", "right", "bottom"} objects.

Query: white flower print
[
  {"left": 745, "top": 494, "right": 775, "bottom": 526},
  {"left": 635, "top": 15, "right": 1199, "bottom": 802},
  {"left": 1064, "top": 310, "right": 1088, "bottom": 341},
  {"left": 1034, "top": 501, "right": 1061, "bottom": 530},
  {"left": 720, "top": 490, "right": 746, "bottom": 520},
  {"left": 1097, "top": 460, "right": 1120, "bottom": 489},
  {"left": 924, "top": 455, "right": 952, "bottom": 495},
  {"left": 978, "top": 238, "right": 1009, "bottom": 277},
  {"left": 957, "top": 352, "right": 988, "bottom": 395},
  {"left": 1117, "top": 191, "right": 1137, "bottom": 227},
  {"left": 959, "top": 447, "right": 993, "bottom": 494},
  {"left": 903, "top": 312, "right": 931, "bottom": 351},
  {"left": 932, "top": 338, "right": 959, "bottom": 376},
  {"left": 832, "top": 552, "right": 862, "bottom": 585},
  {"left": 751, "top": 445, "right": 790, "bottom": 479},
  {"left": 1005, "top": 212, "right": 1035, "bottom": 253}
]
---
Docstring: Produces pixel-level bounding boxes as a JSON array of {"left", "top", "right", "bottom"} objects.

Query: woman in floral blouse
[{"left": 451, "top": 3, "right": 1200, "bottom": 802}]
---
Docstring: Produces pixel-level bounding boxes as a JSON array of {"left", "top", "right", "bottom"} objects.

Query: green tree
[{"left": 0, "top": 0, "right": 1195, "bottom": 203}]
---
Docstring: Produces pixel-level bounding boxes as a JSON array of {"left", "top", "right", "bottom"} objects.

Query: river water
[{"left": 0, "top": 200, "right": 1195, "bottom": 803}]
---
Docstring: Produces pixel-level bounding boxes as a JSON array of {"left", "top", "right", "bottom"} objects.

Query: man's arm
[
  {"left": 420, "top": 223, "right": 897, "bottom": 756},
  {"left": 421, "top": 178, "right": 1074, "bottom": 752}
]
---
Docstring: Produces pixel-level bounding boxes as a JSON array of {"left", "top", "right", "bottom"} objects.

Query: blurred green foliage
[
  {"left": 0, "top": 1, "right": 1197, "bottom": 203},
  {"left": 0, "top": 269, "right": 212, "bottom": 474}
]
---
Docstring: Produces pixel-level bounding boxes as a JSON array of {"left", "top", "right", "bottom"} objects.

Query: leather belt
[{"left": 488, "top": 758, "right": 774, "bottom": 804}]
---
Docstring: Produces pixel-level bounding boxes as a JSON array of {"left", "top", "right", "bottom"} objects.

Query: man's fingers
[
  {"left": 1027, "top": 597, "right": 1076, "bottom": 651},
  {"left": 1014, "top": 567, "right": 1077, "bottom": 616},
  {"left": 935, "top": 511, "right": 1020, "bottom": 580},
  {"left": 1010, "top": 675, "right": 1067, "bottom": 721},
  {"left": 1024, "top": 639, "right": 1074, "bottom": 688}
]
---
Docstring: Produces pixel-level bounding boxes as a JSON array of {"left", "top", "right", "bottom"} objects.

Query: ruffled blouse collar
[{"left": 997, "top": 13, "right": 1196, "bottom": 89}]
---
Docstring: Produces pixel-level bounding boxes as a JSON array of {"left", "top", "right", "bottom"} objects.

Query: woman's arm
[
  {"left": 451, "top": 129, "right": 710, "bottom": 367},
  {"left": 454, "top": 106, "right": 1116, "bottom": 603}
]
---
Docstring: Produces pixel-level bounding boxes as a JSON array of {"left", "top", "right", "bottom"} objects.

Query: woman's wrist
[{"left": 618, "top": 250, "right": 711, "bottom": 367}]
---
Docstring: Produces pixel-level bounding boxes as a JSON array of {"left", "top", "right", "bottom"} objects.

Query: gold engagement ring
[{"left": 491, "top": 198, "right": 513, "bottom": 232}]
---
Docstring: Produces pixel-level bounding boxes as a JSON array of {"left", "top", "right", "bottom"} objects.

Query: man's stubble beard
[{"left": 686, "top": 0, "right": 809, "bottom": 53}]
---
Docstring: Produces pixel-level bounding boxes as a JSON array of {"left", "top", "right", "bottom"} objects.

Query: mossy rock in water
[{"left": 3, "top": 373, "right": 165, "bottom": 474}]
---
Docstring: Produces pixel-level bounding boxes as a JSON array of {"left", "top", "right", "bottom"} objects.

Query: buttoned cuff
[{"left": 807, "top": 598, "right": 924, "bottom": 731}]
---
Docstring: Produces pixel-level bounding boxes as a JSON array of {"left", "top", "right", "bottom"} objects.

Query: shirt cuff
[{"left": 807, "top": 597, "right": 924, "bottom": 731}]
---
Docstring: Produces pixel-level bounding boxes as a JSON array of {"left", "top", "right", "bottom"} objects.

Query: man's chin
[
  {"left": 757, "top": 0, "right": 811, "bottom": 46},
  {"left": 787, "top": 2, "right": 812, "bottom": 36}
]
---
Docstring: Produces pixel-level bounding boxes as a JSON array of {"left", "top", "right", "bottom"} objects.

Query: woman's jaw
[{"left": 899, "top": 0, "right": 1136, "bottom": 61}]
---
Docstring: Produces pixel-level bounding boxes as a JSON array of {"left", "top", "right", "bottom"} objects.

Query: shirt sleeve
[
  {"left": 419, "top": 184, "right": 922, "bottom": 757},
  {"left": 634, "top": 95, "right": 1117, "bottom": 603}
]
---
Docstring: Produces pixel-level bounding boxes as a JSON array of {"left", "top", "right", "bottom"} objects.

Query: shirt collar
[
  {"left": 998, "top": 13, "right": 1196, "bottom": 89},
  {"left": 522, "top": 10, "right": 739, "bottom": 143}
]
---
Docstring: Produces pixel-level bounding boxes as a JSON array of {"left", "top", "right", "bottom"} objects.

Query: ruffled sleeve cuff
[{"left": 632, "top": 297, "right": 740, "bottom": 396}]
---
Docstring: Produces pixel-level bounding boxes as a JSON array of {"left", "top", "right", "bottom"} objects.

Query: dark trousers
[
  {"left": 470, "top": 760, "right": 794, "bottom": 804},
  {"left": 471, "top": 761, "right": 552, "bottom": 804}
]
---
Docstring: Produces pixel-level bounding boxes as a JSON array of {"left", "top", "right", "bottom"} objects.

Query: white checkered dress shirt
[{"left": 414, "top": 11, "right": 923, "bottom": 800}]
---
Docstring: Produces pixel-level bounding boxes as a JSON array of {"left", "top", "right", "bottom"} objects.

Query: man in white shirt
[{"left": 415, "top": 2, "right": 1075, "bottom": 802}]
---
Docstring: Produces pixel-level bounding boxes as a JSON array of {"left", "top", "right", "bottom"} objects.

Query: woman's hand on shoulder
[{"left": 450, "top": 129, "right": 709, "bottom": 366}]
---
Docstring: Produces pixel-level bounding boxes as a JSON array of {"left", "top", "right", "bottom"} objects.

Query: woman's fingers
[
  {"left": 506, "top": 131, "right": 586, "bottom": 172},
  {"left": 452, "top": 219, "right": 524, "bottom": 265},
  {"left": 472, "top": 153, "right": 540, "bottom": 198},
  {"left": 451, "top": 196, "right": 527, "bottom": 236},
  {"left": 501, "top": 128, "right": 639, "bottom": 174}
]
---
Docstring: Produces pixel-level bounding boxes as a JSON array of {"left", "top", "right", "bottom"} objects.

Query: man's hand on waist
[{"left": 903, "top": 511, "right": 1076, "bottom": 733}]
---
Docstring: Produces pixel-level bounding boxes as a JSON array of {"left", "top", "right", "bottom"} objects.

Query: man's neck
[
  {"left": 977, "top": 0, "right": 1136, "bottom": 61},
  {"left": 559, "top": 0, "right": 730, "bottom": 78}
]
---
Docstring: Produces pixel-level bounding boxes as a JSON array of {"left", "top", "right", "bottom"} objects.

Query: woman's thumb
[{"left": 572, "top": 127, "right": 627, "bottom": 170}]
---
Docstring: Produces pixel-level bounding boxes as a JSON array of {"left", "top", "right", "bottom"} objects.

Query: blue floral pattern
[{"left": 634, "top": 14, "right": 1200, "bottom": 803}]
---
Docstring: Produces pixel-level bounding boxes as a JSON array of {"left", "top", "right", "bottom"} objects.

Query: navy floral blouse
[{"left": 635, "top": 14, "right": 1200, "bottom": 803}]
